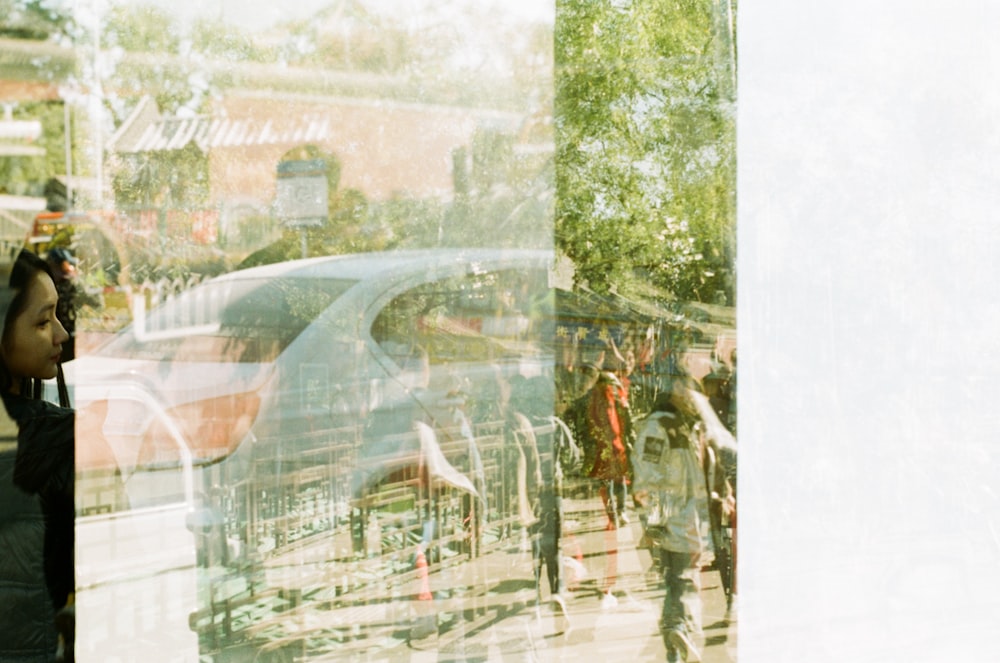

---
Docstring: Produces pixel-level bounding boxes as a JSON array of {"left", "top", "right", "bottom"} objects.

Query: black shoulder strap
[{"left": 56, "top": 364, "right": 70, "bottom": 408}]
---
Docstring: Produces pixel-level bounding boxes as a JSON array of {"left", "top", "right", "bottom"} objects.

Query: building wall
[{"left": 207, "top": 95, "right": 509, "bottom": 210}]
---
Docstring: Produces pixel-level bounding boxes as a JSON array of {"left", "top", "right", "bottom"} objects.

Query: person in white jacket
[{"left": 632, "top": 379, "right": 735, "bottom": 663}]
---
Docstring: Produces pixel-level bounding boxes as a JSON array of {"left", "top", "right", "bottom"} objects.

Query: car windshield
[{"left": 98, "top": 277, "right": 357, "bottom": 363}]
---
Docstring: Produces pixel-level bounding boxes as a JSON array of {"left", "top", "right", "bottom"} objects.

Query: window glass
[
  {"left": 99, "top": 277, "right": 357, "bottom": 362},
  {"left": 1, "top": 1, "right": 736, "bottom": 661},
  {"left": 372, "top": 268, "right": 544, "bottom": 368}
]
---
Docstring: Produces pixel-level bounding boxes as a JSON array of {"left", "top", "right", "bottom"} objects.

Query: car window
[
  {"left": 9, "top": 0, "right": 739, "bottom": 659},
  {"left": 372, "top": 268, "right": 546, "bottom": 368},
  {"left": 99, "top": 277, "right": 357, "bottom": 362}
]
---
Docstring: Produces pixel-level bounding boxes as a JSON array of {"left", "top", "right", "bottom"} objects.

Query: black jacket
[
  {"left": 0, "top": 433, "right": 59, "bottom": 661},
  {"left": 5, "top": 395, "right": 75, "bottom": 613}
]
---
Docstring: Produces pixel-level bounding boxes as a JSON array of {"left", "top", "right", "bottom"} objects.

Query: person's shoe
[
  {"left": 551, "top": 593, "right": 568, "bottom": 614},
  {"left": 666, "top": 630, "right": 701, "bottom": 662},
  {"left": 725, "top": 594, "right": 738, "bottom": 623},
  {"left": 599, "top": 591, "right": 618, "bottom": 610},
  {"left": 619, "top": 589, "right": 643, "bottom": 613},
  {"left": 617, "top": 511, "right": 630, "bottom": 526}
]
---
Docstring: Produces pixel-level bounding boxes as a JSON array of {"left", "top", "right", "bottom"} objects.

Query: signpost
[{"left": 275, "top": 159, "right": 328, "bottom": 258}]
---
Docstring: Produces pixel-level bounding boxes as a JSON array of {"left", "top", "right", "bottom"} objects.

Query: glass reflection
[{"left": 1, "top": 0, "right": 736, "bottom": 661}]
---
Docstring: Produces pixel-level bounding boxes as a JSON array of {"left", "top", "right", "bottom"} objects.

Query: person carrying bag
[{"left": 632, "top": 391, "right": 711, "bottom": 663}]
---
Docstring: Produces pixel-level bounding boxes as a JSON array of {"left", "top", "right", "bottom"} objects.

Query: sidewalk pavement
[
  {"left": 407, "top": 495, "right": 737, "bottom": 662},
  {"left": 74, "top": 491, "right": 737, "bottom": 662}
]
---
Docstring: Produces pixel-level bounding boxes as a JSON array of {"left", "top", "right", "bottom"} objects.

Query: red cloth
[{"left": 588, "top": 381, "right": 629, "bottom": 480}]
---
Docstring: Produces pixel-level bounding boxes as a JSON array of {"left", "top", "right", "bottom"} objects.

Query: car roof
[{"left": 225, "top": 248, "right": 553, "bottom": 282}]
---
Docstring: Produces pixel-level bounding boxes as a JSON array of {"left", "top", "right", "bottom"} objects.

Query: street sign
[{"left": 275, "top": 159, "right": 328, "bottom": 228}]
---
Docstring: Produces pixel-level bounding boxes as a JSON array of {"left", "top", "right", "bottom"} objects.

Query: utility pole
[{"left": 64, "top": 100, "right": 73, "bottom": 210}]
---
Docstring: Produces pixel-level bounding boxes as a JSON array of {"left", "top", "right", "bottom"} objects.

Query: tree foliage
[
  {"left": 102, "top": 4, "right": 179, "bottom": 54},
  {"left": 3, "top": 1, "right": 555, "bottom": 271},
  {"left": 111, "top": 143, "right": 209, "bottom": 211},
  {"left": 0, "top": 1, "right": 77, "bottom": 196},
  {"left": 0, "top": 101, "right": 73, "bottom": 197},
  {"left": 554, "top": 0, "right": 735, "bottom": 303},
  {"left": 0, "top": 0, "right": 75, "bottom": 41}
]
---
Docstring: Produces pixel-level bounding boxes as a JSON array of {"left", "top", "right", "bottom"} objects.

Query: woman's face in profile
[{"left": 2, "top": 271, "right": 69, "bottom": 389}]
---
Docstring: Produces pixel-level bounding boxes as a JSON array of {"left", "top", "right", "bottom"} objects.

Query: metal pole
[
  {"left": 64, "top": 101, "right": 73, "bottom": 210},
  {"left": 93, "top": 1, "right": 104, "bottom": 209}
]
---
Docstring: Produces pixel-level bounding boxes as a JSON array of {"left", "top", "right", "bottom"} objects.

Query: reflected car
[{"left": 61, "top": 248, "right": 555, "bottom": 660}]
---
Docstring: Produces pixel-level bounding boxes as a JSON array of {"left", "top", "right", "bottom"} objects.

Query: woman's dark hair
[{"left": 0, "top": 250, "right": 58, "bottom": 397}]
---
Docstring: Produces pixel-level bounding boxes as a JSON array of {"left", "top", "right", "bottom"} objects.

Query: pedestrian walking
[
  {"left": 631, "top": 382, "right": 734, "bottom": 662},
  {"left": 587, "top": 352, "right": 636, "bottom": 529}
]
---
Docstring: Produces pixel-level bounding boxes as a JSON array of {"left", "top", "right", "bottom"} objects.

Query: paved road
[
  {"left": 416, "top": 498, "right": 738, "bottom": 663},
  {"left": 74, "top": 494, "right": 736, "bottom": 662}
]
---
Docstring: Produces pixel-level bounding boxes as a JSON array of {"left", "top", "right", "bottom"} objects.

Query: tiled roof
[{"left": 122, "top": 114, "right": 332, "bottom": 153}]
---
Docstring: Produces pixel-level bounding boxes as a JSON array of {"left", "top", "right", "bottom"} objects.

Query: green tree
[
  {"left": 100, "top": 5, "right": 209, "bottom": 116},
  {"left": 102, "top": 3, "right": 179, "bottom": 54},
  {"left": 0, "top": 101, "right": 75, "bottom": 198},
  {"left": 0, "top": 1, "right": 78, "bottom": 198},
  {"left": 190, "top": 18, "right": 276, "bottom": 64},
  {"left": 554, "top": 0, "right": 735, "bottom": 303},
  {"left": 0, "top": 0, "right": 76, "bottom": 41},
  {"left": 112, "top": 142, "right": 209, "bottom": 212}
]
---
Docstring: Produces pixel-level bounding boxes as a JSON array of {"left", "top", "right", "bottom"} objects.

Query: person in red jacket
[{"left": 586, "top": 348, "right": 636, "bottom": 528}]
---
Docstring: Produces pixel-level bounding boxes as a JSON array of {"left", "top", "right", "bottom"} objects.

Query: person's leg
[
  {"left": 727, "top": 508, "right": 737, "bottom": 617},
  {"left": 660, "top": 550, "right": 681, "bottom": 632},
  {"left": 543, "top": 540, "right": 560, "bottom": 596},
  {"left": 659, "top": 549, "right": 682, "bottom": 660},
  {"left": 600, "top": 525, "right": 619, "bottom": 604},
  {"left": 676, "top": 551, "right": 702, "bottom": 639},
  {"left": 552, "top": 496, "right": 564, "bottom": 595},
  {"left": 538, "top": 491, "right": 563, "bottom": 596},
  {"left": 599, "top": 481, "right": 615, "bottom": 528},
  {"left": 614, "top": 479, "right": 628, "bottom": 523},
  {"left": 531, "top": 530, "right": 544, "bottom": 603},
  {"left": 660, "top": 549, "right": 702, "bottom": 661}
]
